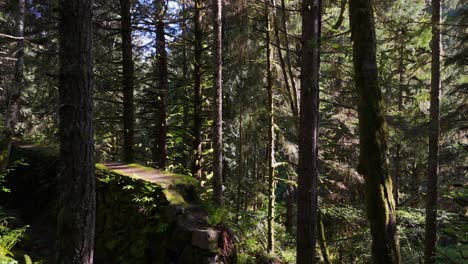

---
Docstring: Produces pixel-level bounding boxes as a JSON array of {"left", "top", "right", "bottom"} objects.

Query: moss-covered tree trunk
[
  {"left": 55, "top": 0, "right": 95, "bottom": 262},
  {"left": 265, "top": 0, "right": 276, "bottom": 254},
  {"left": 153, "top": 1, "right": 168, "bottom": 169},
  {"left": 1, "top": 0, "right": 24, "bottom": 171},
  {"left": 424, "top": 0, "right": 441, "bottom": 263},
  {"left": 212, "top": 0, "right": 223, "bottom": 205},
  {"left": 192, "top": 0, "right": 203, "bottom": 179},
  {"left": 120, "top": 0, "right": 135, "bottom": 163},
  {"left": 317, "top": 211, "right": 331, "bottom": 264},
  {"left": 348, "top": 0, "right": 400, "bottom": 263}
]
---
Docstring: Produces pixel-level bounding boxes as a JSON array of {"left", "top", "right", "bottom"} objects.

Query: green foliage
[
  {"left": 94, "top": 167, "right": 168, "bottom": 263},
  {"left": 206, "top": 207, "right": 229, "bottom": 227},
  {"left": 230, "top": 205, "right": 295, "bottom": 264},
  {"left": 0, "top": 159, "right": 28, "bottom": 194},
  {"left": 0, "top": 210, "right": 39, "bottom": 264}
]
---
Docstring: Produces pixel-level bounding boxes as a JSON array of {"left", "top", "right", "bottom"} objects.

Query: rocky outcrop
[{"left": 5, "top": 144, "right": 235, "bottom": 263}]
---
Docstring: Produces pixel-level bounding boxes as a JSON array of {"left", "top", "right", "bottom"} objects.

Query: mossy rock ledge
[{"left": 4, "top": 144, "right": 234, "bottom": 264}]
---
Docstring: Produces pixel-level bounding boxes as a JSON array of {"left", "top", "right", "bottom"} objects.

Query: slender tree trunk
[
  {"left": 56, "top": 0, "right": 95, "bottom": 262},
  {"left": 253, "top": 130, "right": 258, "bottom": 211},
  {"left": 318, "top": 211, "right": 331, "bottom": 264},
  {"left": 297, "top": 0, "right": 320, "bottom": 263},
  {"left": 192, "top": 0, "right": 203, "bottom": 178},
  {"left": 120, "top": 0, "right": 135, "bottom": 163},
  {"left": 181, "top": 0, "right": 190, "bottom": 135},
  {"left": 278, "top": 0, "right": 297, "bottom": 236},
  {"left": 212, "top": 0, "right": 223, "bottom": 205},
  {"left": 265, "top": 1, "right": 276, "bottom": 254},
  {"left": 332, "top": 0, "right": 347, "bottom": 31},
  {"left": 280, "top": 0, "right": 298, "bottom": 115},
  {"left": 394, "top": 28, "right": 405, "bottom": 207},
  {"left": 152, "top": 1, "right": 168, "bottom": 169},
  {"left": 235, "top": 106, "right": 243, "bottom": 222},
  {"left": 1, "top": 0, "right": 24, "bottom": 170},
  {"left": 349, "top": 0, "right": 400, "bottom": 263},
  {"left": 424, "top": 0, "right": 441, "bottom": 263},
  {"left": 271, "top": 0, "right": 295, "bottom": 117},
  {"left": 285, "top": 173, "right": 294, "bottom": 235}
]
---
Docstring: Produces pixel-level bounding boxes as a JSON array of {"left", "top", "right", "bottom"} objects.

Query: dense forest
[{"left": 0, "top": 0, "right": 466, "bottom": 263}]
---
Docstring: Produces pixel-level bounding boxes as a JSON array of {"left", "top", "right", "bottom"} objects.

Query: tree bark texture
[
  {"left": 153, "top": 1, "right": 168, "bottom": 169},
  {"left": 297, "top": 0, "right": 320, "bottom": 263},
  {"left": 192, "top": 0, "right": 203, "bottom": 178},
  {"left": 1, "top": 0, "right": 24, "bottom": 170},
  {"left": 349, "top": 0, "right": 400, "bottom": 263},
  {"left": 55, "top": 0, "right": 95, "bottom": 263},
  {"left": 120, "top": 0, "right": 135, "bottom": 163},
  {"left": 212, "top": 0, "right": 223, "bottom": 205},
  {"left": 265, "top": 1, "right": 276, "bottom": 254},
  {"left": 424, "top": 0, "right": 441, "bottom": 263}
]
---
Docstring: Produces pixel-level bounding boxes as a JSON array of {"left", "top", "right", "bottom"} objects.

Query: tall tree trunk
[
  {"left": 181, "top": 0, "right": 190, "bottom": 137},
  {"left": 212, "top": 0, "right": 223, "bottom": 205},
  {"left": 297, "top": 0, "right": 320, "bottom": 263},
  {"left": 192, "top": 0, "right": 203, "bottom": 178},
  {"left": 285, "top": 171, "right": 295, "bottom": 235},
  {"left": 120, "top": 0, "right": 135, "bottom": 163},
  {"left": 280, "top": 0, "right": 298, "bottom": 115},
  {"left": 349, "top": 0, "right": 400, "bottom": 263},
  {"left": 1, "top": 0, "right": 24, "bottom": 170},
  {"left": 271, "top": 0, "right": 295, "bottom": 117},
  {"left": 394, "top": 28, "right": 405, "bottom": 207},
  {"left": 318, "top": 211, "right": 332, "bottom": 264},
  {"left": 253, "top": 126, "right": 259, "bottom": 211},
  {"left": 153, "top": 1, "right": 168, "bottom": 169},
  {"left": 56, "top": 0, "right": 95, "bottom": 262},
  {"left": 278, "top": 0, "right": 297, "bottom": 236},
  {"left": 236, "top": 107, "right": 243, "bottom": 223},
  {"left": 424, "top": 0, "right": 441, "bottom": 263},
  {"left": 265, "top": 1, "right": 276, "bottom": 254}
]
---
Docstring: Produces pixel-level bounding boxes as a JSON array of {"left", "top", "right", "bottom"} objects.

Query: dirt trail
[{"left": 102, "top": 162, "right": 177, "bottom": 186}]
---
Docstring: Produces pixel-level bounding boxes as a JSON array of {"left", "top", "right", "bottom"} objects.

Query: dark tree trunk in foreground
[
  {"left": 212, "top": 0, "right": 223, "bottom": 205},
  {"left": 297, "top": 0, "right": 320, "bottom": 263},
  {"left": 56, "top": 0, "right": 95, "bottom": 263},
  {"left": 349, "top": 0, "right": 400, "bottom": 263},
  {"left": 192, "top": 0, "right": 203, "bottom": 178},
  {"left": 120, "top": 0, "right": 135, "bottom": 163},
  {"left": 1, "top": 0, "right": 24, "bottom": 170},
  {"left": 424, "top": 0, "right": 441, "bottom": 263},
  {"left": 265, "top": 1, "right": 276, "bottom": 254},
  {"left": 152, "top": 1, "right": 168, "bottom": 169}
]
